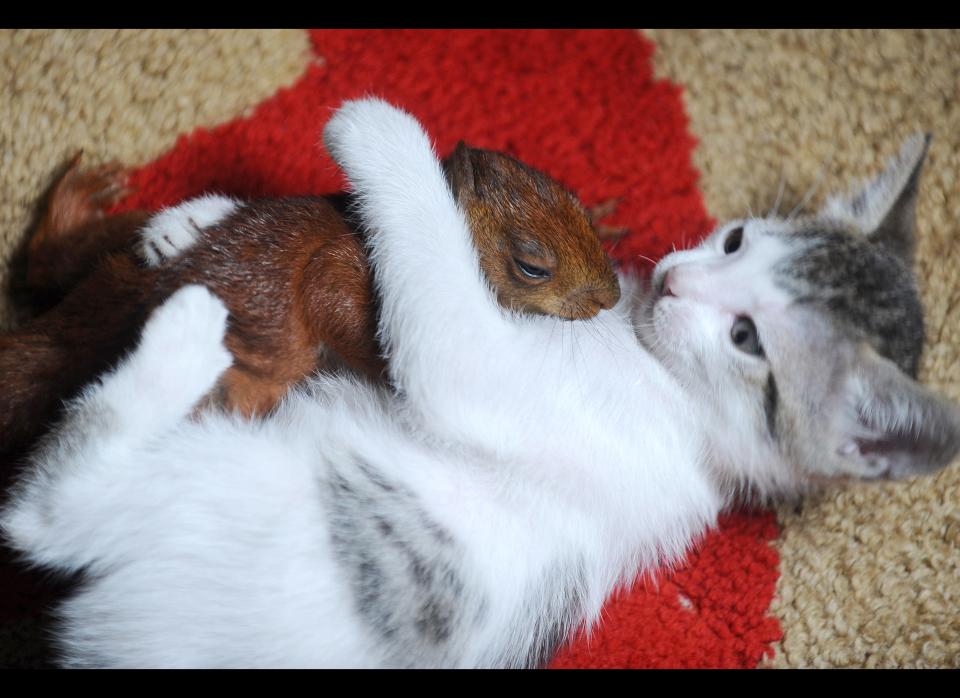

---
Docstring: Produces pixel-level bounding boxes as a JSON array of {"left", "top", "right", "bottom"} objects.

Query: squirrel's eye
[
  {"left": 731, "top": 316, "right": 764, "bottom": 357},
  {"left": 723, "top": 226, "right": 744, "bottom": 254},
  {"left": 514, "top": 258, "right": 552, "bottom": 280}
]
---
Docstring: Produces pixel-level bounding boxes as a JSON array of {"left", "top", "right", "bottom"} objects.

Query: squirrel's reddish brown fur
[{"left": 0, "top": 144, "right": 620, "bottom": 464}]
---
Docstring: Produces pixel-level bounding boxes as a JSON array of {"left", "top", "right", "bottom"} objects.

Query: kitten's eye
[
  {"left": 514, "top": 258, "right": 552, "bottom": 281},
  {"left": 723, "top": 226, "right": 744, "bottom": 254},
  {"left": 731, "top": 316, "right": 764, "bottom": 357}
]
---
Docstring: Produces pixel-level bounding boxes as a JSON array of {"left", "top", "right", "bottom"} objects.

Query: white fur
[{"left": 138, "top": 194, "right": 238, "bottom": 266}]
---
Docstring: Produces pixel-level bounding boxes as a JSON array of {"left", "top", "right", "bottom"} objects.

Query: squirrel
[{"left": 0, "top": 144, "right": 621, "bottom": 465}]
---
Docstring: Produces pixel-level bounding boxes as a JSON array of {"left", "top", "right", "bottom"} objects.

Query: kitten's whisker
[
  {"left": 733, "top": 176, "right": 755, "bottom": 220},
  {"left": 787, "top": 165, "right": 825, "bottom": 220},
  {"left": 769, "top": 164, "right": 787, "bottom": 218},
  {"left": 607, "top": 232, "right": 624, "bottom": 255},
  {"left": 787, "top": 139, "right": 837, "bottom": 220}
]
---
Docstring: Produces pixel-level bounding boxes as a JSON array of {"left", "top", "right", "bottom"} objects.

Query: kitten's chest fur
[{"left": 300, "top": 324, "right": 716, "bottom": 666}]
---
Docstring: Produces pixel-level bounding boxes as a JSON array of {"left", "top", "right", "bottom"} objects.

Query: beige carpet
[{"left": 1, "top": 29, "right": 957, "bottom": 667}]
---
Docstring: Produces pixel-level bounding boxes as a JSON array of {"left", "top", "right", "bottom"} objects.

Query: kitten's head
[{"left": 637, "top": 134, "right": 960, "bottom": 499}]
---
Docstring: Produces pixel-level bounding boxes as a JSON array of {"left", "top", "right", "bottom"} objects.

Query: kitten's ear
[
  {"left": 820, "top": 133, "right": 931, "bottom": 264},
  {"left": 442, "top": 141, "right": 478, "bottom": 206},
  {"left": 834, "top": 343, "right": 960, "bottom": 480}
]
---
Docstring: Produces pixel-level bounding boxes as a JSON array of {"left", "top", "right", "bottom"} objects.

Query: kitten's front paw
[
  {"left": 120, "top": 285, "right": 233, "bottom": 421},
  {"left": 138, "top": 194, "right": 238, "bottom": 267},
  {"left": 323, "top": 98, "right": 434, "bottom": 178}
]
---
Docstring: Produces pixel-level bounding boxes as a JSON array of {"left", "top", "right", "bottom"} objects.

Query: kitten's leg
[
  {"left": 138, "top": 195, "right": 239, "bottom": 267},
  {"left": 0, "top": 285, "right": 232, "bottom": 571},
  {"left": 322, "top": 100, "right": 525, "bottom": 420}
]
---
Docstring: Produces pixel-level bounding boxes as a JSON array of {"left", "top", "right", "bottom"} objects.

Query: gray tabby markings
[
  {"left": 764, "top": 372, "right": 779, "bottom": 441},
  {"left": 776, "top": 228, "right": 924, "bottom": 377},
  {"left": 325, "top": 456, "right": 483, "bottom": 665}
]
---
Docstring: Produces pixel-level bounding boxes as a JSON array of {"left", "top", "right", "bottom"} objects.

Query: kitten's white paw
[
  {"left": 117, "top": 285, "right": 233, "bottom": 422},
  {"left": 139, "top": 194, "right": 238, "bottom": 267},
  {"left": 323, "top": 98, "right": 433, "bottom": 176}
]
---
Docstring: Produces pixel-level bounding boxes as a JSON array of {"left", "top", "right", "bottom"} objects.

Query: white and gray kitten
[
  {"left": 1, "top": 100, "right": 956, "bottom": 668},
  {"left": 640, "top": 132, "right": 948, "bottom": 493}
]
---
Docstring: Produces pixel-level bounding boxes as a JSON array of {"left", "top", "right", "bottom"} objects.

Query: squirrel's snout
[
  {"left": 565, "top": 283, "right": 621, "bottom": 319},
  {"left": 591, "top": 284, "right": 621, "bottom": 311}
]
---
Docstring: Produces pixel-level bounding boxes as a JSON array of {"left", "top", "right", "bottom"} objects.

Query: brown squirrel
[{"left": 0, "top": 144, "right": 620, "bottom": 464}]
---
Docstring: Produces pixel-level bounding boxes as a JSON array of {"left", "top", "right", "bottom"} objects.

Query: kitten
[
  {"left": 1, "top": 99, "right": 956, "bottom": 668},
  {"left": 638, "top": 131, "right": 949, "bottom": 492}
]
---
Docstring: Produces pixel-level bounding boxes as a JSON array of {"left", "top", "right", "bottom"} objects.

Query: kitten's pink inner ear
[{"left": 840, "top": 345, "right": 960, "bottom": 479}]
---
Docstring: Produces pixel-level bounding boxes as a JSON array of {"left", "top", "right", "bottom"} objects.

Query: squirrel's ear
[{"left": 443, "top": 141, "right": 478, "bottom": 205}]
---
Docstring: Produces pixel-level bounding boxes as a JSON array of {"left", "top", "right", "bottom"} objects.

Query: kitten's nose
[{"left": 660, "top": 268, "right": 678, "bottom": 297}]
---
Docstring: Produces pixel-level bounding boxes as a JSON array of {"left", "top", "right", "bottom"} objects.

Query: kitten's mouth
[{"left": 651, "top": 269, "right": 666, "bottom": 297}]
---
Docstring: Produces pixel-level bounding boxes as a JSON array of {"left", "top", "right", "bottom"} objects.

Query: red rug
[{"left": 5, "top": 29, "right": 783, "bottom": 667}]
